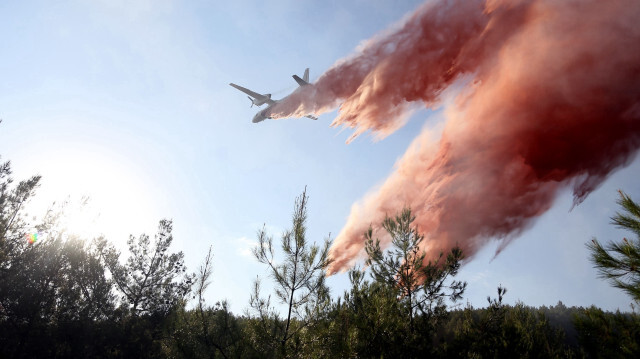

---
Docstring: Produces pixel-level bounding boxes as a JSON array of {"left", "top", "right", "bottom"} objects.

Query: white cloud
[
  {"left": 235, "top": 236, "right": 257, "bottom": 259},
  {"left": 468, "top": 269, "right": 489, "bottom": 283}
]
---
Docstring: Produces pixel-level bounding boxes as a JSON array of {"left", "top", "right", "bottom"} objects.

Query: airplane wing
[
  {"left": 292, "top": 75, "right": 309, "bottom": 87},
  {"left": 229, "top": 83, "right": 276, "bottom": 105}
]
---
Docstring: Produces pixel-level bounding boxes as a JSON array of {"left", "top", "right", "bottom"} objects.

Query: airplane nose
[{"left": 253, "top": 110, "right": 268, "bottom": 123}]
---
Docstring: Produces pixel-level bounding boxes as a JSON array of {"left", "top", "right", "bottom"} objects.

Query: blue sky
[{"left": 1, "top": 0, "right": 638, "bottom": 314}]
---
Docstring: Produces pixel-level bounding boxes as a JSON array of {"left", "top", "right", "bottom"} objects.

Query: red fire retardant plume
[{"left": 271, "top": 0, "right": 640, "bottom": 274}]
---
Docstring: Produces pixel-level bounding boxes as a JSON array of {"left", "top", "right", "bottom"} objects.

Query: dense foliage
[{"left": 1, "top": 152, "right": 639, "bottom": 358}]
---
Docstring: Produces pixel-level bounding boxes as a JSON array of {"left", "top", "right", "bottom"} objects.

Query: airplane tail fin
[
  {"left": 293, "top": 75, "right": 308, "bottom": 86},
  {"left": 292, "top": 68, "right": 310, "bottom": 86}
]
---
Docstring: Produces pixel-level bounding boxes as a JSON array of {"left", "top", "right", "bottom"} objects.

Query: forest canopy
[{"left": 1, "top": 152, "right": 639, "bottom": 358}]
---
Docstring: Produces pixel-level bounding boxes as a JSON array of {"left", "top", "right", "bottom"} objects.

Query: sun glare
[{"left": 25, "top": 143, "right": 164, "bottom": 246}]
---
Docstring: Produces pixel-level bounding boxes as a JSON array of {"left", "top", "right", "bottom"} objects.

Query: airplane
[{"left": 230, "top": 68, "right": 318, "bottom": 123}]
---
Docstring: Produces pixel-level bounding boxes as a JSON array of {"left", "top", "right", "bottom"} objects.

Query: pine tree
[
  {"left": 248, "top": 187, "right": 333, "bottom": 357},
  {"left": 364, "top": 208, "right": 467, "bottom": 330},
  {"left": 0, "top": 156, "right": 41, "bottom": 264},
  {"left": 97, "top": 219, "right": 194, "bottom": 317},
  {"left": 587, "top": 190, "right": 640, "bottom": 303}
]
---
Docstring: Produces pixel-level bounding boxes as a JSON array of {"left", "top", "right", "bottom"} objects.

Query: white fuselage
[{"left": 252, "top": 105, "right": 274, "bottom": 123}]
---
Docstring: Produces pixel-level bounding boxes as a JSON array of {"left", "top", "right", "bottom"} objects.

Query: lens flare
[{"left": 26, "top": 233, "right": 38, "bottom": 244}]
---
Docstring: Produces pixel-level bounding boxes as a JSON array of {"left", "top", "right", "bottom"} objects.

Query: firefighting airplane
[{"left": 229, "top": 68, "right": 318, "bottom": 123}]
